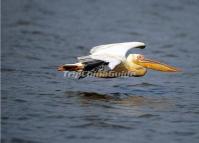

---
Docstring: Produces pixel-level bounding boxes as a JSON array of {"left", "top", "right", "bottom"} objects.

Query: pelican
[{"left": 58, "top": 42, "right": 181, "bottom": 78}]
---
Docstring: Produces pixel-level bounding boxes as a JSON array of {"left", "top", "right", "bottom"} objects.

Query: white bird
[{"left": 58, "top": 42, "right": 181, "bottom": 78}]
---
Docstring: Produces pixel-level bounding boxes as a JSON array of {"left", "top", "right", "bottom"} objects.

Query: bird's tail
[{"left": 57, "top": 63, "right": 84, "bottom": 72}]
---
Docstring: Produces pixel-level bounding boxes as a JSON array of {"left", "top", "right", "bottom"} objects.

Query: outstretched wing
[
  {"left": 90, "top": 42, "right": 146, "bottom": 58},
  {"left": 78, "top": 42, "right": 145, "bottom": 71}
]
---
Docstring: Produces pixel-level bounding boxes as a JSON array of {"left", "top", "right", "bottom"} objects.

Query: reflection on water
[
  {"left": 61, "top": 91, "right": 177, "bottom": 135},
  {"left": 65, "top": 91, "right": 175, "bottom": 117},
  {"left": 114, "top": 95, "right": 174, "bottom": 110}
]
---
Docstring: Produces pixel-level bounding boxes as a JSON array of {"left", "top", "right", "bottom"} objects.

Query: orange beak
[{"left": 135, "top": 58, "right": 181, "bottom": 72}]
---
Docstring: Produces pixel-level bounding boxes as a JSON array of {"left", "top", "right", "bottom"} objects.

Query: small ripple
[
  {"left": 48, "top": 81, "right": 61, "bottom": 84},
  {"left": 179, "top": 49, "right": 189, "bottom": 53},
  {"left": 17, "top": 116, "right": 29, "bottom": 121},
  {"left": 14, "top": 98, "right": 27, "bottom": 103},
  {"left": 128, "top": 31, "right": 142, "bottom": 36},
  {"left": 1, "top": 116, "right": 9, "bottom": 120},
  {"left": 10, "top": 137, "right": 40, "bottom": 143},
  {"left": 159, "top": 44, "right": 174, "bottom": 49},
  {"left": 71, "top": 122, "right": 133, "bottom": 130},
  {"left": 163, "top": 54, "right": 178, "bottom": 58},
  {"left": 137, "top": 113, "right": 159, "bottom": 118},
  {"left": 127, "top": 82, "right": 160, "bottom": 87},
  {"left": 80, "top": 136, "right": 102, "bottom": 140},
  {"left": 1, "top": 68, "right": 17, "bottom": 73},
  {"left": 26, "top": 113, "right": 42, "bottom": 118},
  {"left": 40, "top": 66, "right": 57, "bottom": 70},
  {"left": 171, "top": 131, "right": 196, "bottom": 136},
  {"left": 46, "top": 114, "right": 65, "bottom": 119},
  {"left": 39, "top": 93, "right": 55, "bottom": 96},
  {"left": 176, "top": 104, "right": 186, "bottom": 108},
  {"left": 151, "top": 50, "right": 162, "bottom": 54},
  {"left": 13, "top": 20, "right": 32, "bottom": 26},
  {"left": 24, "top": 55, "right": 41, "bottom": 61},
  {"left": 76, "top": 45, "right": 86, "bottom": 50},
  {"left": 65, "top": 135, "right": 102, "bottom": 140},
  {"left": 175, "top": 33, "right": 188, "bottom": 38},
  {"left": 65, "top": 135, "right": 77, "bottom": 139}
]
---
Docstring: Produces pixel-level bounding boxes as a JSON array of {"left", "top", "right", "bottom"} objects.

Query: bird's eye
[{"left": 137, "top": 55, "right": 144, "bottom": 60}]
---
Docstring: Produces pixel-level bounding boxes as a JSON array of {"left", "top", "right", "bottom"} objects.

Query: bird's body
[{"left": 58, "top": 42, "right": 180, "bottom": 78}]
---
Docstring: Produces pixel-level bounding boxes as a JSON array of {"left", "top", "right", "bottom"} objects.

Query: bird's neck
[
  {"left": 124, "top": 60, "right": 147, "bottom": 76},
  {"left": 125, "top": 62, "right": 142, "bottom": 70}
]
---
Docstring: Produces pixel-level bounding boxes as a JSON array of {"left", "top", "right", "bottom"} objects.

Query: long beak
[{"left": 135, "top": 58, "right": 181, "bottom": 72}]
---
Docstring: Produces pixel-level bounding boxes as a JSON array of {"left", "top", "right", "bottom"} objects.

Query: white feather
[
  {"left": 88, "top": 42, "right": 146, "bottom": 69},
  {"left": 90, "top": 42, "right": 145, "bottom": 58}
]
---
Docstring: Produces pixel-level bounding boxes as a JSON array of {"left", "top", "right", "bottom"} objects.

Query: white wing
[
  {"left": 89, "top": 42, "right": 146, "bottom": 69},
  {"left": 90, "top": 42, "right": 145, "bottom": 58}
]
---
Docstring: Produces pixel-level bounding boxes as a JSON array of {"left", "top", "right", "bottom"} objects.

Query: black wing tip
[{"left": 136, "top": 45, "right": 146, "bottom": 49}]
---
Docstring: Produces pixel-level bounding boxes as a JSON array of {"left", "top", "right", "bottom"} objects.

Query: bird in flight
[{"left": 58, "top": 42, "right": 181, "bottom": 78}]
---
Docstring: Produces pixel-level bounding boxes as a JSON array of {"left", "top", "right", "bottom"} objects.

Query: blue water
[{"left": 2, "top": 0, "right": 199, "bottom": 143}]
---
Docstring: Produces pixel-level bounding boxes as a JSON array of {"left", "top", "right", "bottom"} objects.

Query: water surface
[{"left": 2, "top": 0, "right": 199, "bottom": 143}]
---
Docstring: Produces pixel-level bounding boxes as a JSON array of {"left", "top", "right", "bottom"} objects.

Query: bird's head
[{"left": 127, "top": 54, "right": 181, "bottom": 72}]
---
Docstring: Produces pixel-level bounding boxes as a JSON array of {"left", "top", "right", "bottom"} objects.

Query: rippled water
[{"left": 2, "top": 0, "right": 199, "bottom": 143}]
